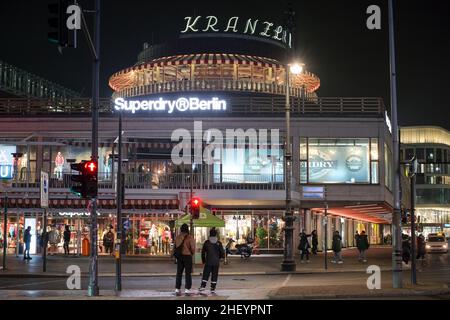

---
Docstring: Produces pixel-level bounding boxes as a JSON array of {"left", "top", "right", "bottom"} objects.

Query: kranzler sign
[
  {"left": 114, "top": 97, "right": 227, "bottom": 114},
  {"left": 180, "top": 16, "right": 293, "bottom": 48}
]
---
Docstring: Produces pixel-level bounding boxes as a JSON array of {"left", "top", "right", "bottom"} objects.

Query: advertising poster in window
[
  {"left": 213, "top": 148, "right": 283, "bottom": 183},
  {"left": 302, "top": 141, "right": 370, "bottom": 184},
  {"left": 0, "top": 144, "right": 16, "bottom": 179}
]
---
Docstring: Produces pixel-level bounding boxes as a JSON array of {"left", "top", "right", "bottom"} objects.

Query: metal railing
[
  {"left": 0, "top": 60, "right": 81, "bottom": 99},
  {"left": 115, "top": 79, "right": 319, "bottom": 101},
  {"left": 0, "top": 96, "right": 385, "bottom": 116},
  {"left": 8, "top": 172, "right": 285, "bottom": 191}
]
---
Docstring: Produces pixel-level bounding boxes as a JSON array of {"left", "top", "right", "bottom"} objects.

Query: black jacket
[
  {"left": 298, "top": 233, "right": 311, "bottom": 251},
  {"left": 312, "top": 234, "right": 318, "bottom": 246},
  {"left": 63, "top": 230, "right": 71, "bottom": 242},
  {"left": 201, "top": 237, "right": 225, "bottom": 266}
]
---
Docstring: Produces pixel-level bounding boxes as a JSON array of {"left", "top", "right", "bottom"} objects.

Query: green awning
[{"left": 176, "top": 207, "right": 225, "bottom": 228}]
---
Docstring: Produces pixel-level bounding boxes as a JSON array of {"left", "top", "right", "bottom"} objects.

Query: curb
[
  {"left": 0, "top": 268, "right": 394, "bottom": 278},
  {"left": 268, "top": 287, "right": 450, "bottom": 300}
]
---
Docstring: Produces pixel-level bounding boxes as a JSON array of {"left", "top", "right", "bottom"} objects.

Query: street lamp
[{"left": 281, "top": 61, "right": 304, "bottom": 272}]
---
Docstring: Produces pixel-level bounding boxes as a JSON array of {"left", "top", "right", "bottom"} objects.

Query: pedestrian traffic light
[
  {"left": 48, "top": 0, "right": 69, "bottom": 47},
  {"left": 190, "top": 197, "right": 201, "bottom": 219},
  {"left": 70, "top": 160, "right": 98, "bottom": 199}
]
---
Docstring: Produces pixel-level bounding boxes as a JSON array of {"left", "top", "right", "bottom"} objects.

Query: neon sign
[
  {"left": 180, "top": 16, "right": 292, "bottom": 48},
  {"left": 114, "top": 97, "right": 227, "bottom": 114}
]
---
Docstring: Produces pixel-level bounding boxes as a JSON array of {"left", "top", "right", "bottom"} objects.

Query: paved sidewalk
[
  {"left": 268, "top": 283, "right": 450, "bottom": 300},
  {"left": 0, "top": 247, "right": 396, "bottom": 277}
]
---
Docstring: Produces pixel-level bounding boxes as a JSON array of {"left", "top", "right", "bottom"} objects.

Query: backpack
[{"left": 173, "top": 235, "right": 187, "bottom": 260}]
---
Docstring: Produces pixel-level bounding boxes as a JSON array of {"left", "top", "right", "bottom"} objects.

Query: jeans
[
  {"left": 64, "top": 241, "right": 70, "bottom": 255},
  {"left": 176, "top": 255, "right": 193, "bottom": 290},
  {"left": 358, "top": 249, "right": 366, "bottom": 260},
  {"left": 312, "top": 244, "right": 318, "bottom": 255},
  {"left": 300, "top": 249, "right": 310, "bottom": 261},
  {"left": 24, "top": 242, "right": 31, "bottom": 258},
  {"left": 201, "top": 264, "right": 219, "bottom": 289},
  {"left": 333, "top": 251, "right": 343, "bottom": 262}
]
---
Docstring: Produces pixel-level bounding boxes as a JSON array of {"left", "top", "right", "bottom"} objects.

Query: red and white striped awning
[{"left": 112, "top": 54, "right": 282, "bottom": 77}]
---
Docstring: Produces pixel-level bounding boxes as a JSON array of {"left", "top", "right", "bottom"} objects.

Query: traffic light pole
[
  {"left": 115, "top": 111, "right": 123, "bottom": 292},
  {"left": 410, "top": 172, "right": 417, "bottom": 285},
  {"left": 388, "top": 0, "right": 403, "bottom": 289},
  {"left": 88, "top": 0, "right": 100, "bottom": 297},
  {"left": 2, "top": 192, "right": 7, "bottom": 271}
]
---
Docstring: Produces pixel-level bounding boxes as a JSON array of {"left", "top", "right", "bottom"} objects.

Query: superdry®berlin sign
[
  {"left": 180, "top": 16, "right": 293, "bottom": 48},
  {"left": 114, "top": 97, "right": 227, "bottom": 114}
]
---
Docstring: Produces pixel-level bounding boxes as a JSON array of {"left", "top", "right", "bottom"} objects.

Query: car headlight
[
  {"left": 443, "top": 244, "right": 448, "bottom": 249},
  {"left": 426, "top": 245, "right": 431, "bottom": 249}
]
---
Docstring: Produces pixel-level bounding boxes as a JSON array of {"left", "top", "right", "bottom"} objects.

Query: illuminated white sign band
[
  {"left": 115, "top": 97, "right": 227, "bottom": 114},
  {"left": 58, "top": 212, "right": 101, "bottom": 217}
]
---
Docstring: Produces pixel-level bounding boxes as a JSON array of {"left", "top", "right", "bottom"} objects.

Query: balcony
[{"left": 6, "top": 172, "right": 285, "bottom": 192}]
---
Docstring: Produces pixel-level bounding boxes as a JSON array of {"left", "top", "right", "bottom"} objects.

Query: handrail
[
  {"left": 0, "top": 96, "right": 385, "bottom": 116},
  {"left": 8, "top": 172, "right": 285, "bottom": 191}
]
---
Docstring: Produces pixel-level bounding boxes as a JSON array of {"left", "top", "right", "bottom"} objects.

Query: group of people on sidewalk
[
  {"left": 173, "top": 223, "right": 224, "bottom": 295},
  {"left": 401, "top": 233, "right": 427, "bottom": 265},
  {"left": 297, "top": 229, "right": 370, "bottom": 265}
]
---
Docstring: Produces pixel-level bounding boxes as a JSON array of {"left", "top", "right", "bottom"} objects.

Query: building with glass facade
[{"left": 401, "top": 126, "right": 450, "bottom": 237}]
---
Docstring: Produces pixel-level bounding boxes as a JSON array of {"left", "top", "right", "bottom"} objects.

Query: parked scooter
[{"left": 224, "top": 238, "right": 253, "bottom": 262}]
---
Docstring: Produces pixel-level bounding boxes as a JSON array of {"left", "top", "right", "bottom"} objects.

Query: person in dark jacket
[
  {"left": 63, "top": 225, "right": 71, "bottom": 255},
  {"left": 23, "top": 226, "right": 32, "bottom": 260},
  {"left": 416, "top": 234, "right": 426, "bottom": 260},
  {"left": 298, "top": 230, "right": 311, "bottom": 263},
  {"left": 331, "top": 231, "right": 343, "bottom": 264},
  {"left": 198, "top": 229, "right": 225, "bottom": 293},
  {"left": 357, "top": 230, "right": 370, "bottom": 262},
  {"left": 402, "top": 233, "right": 411, "bottom": 264},
  {"left": 311, "top": 230, "right": 319, "bottom": 255}
]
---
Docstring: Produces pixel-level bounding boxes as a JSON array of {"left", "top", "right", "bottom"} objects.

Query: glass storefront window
[
  {"left": 304, "top": 138, "right": 371, "bottom": 184},
  {"left": 385, "top": 143, "right": 393, "bottom": 190}
]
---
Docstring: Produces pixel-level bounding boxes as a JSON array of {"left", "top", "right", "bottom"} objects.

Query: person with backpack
[
  {"left": 23, "top": 226, "right": 32, "bottom": 260},
  {"left": 198, "top": 229, "right": 225, "bottom": 293},
  {"left": 63, "top": 225, "right": 71, "bottom": 255},
  {"left": 416, "top": 234, "right": 426, "bottom": 260},
  {"left": 331, "top": 230, "right": 343, "bottom": 264},
  {"left": 402, "top": 233, "right": 411, "bottom": 264},
  {"left": 311, "top": 230, "right": 319, "bottom": 255},
  {"left": 356, "top": 230, "right": 370, "bottom": 262},
  {"left": 173, "top": 223, "right": 195, "bottom": 295},
  {"left": 298, "top": 230, "right": 311, "bottom": 263}
]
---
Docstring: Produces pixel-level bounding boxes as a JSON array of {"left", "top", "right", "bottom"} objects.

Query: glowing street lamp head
[{"left": 289, "top": 63, "right": 304, "bottom": 75}]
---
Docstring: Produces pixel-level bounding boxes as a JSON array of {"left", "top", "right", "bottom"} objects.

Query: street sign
[
  {"left": 41, "top": 171, "right": 49, "bottom": 208},
  {"left": 0, "top": 165, "right": 13, "bottom": 180},
  {"left": 303, "top": 186, "right": 326, "bottom": 199}
]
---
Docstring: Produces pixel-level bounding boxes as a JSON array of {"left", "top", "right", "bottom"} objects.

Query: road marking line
[
  {"left": 0, "top": 279, "right": 66, "bottom": 290},
  {"left": 282, "top": 274, "right": 291, "bottom": 287}
]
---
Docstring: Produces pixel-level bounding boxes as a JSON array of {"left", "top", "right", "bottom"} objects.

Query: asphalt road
[{"left": 0, "top": 252, "right": 448, "bottom": 299}]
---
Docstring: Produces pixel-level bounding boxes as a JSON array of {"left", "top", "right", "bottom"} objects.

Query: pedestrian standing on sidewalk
[
  {"left": 354, "top": 231, "right": 360, "bottom": 247},
  {"left": 198, "top": 229, "right": 225, "bottom": 293},
  {"left": 63, "top": 225, "right": 71, "bottom": 255},
  {"left": 173, "top": 223, "right": 195, "bottom": 295},
  {"left": 402, "top": 233, "right": 411, "bottom": 265},
  {"left": 416, "top": 234, "right": 426, "bottom": 260},
  {"left": 23, "top": 226, "right": 32, "bottom": 260},
  {"left": 298, "top": 230, "right": 311, "bottom": 263},
  {"left": 311, "top": 230, "right": 318, "bottom": 255},
  {"left": 356, "top": 230, "right": 370, "bottom": 262},
  {"left": 331, "top": 231, "right": 343, "bottom": 264}
]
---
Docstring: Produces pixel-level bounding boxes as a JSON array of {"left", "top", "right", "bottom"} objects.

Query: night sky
[{"left": 0, "top": 0, "right": 449, "bottom": 129}]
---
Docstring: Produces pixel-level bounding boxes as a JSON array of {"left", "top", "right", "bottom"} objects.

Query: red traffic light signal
[
  {"left": 84, "top": 161, "right": 97, "bottom": 174},
  {"left": 70, "top": 160, "right": 98, "bottom": 199},
  {"left": 190, "top": 197, "right": 201, "bottom": 219}
]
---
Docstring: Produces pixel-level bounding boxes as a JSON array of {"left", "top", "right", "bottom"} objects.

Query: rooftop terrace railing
[{"left": 0, "top": 96, "right": 385, "bottom": 116}]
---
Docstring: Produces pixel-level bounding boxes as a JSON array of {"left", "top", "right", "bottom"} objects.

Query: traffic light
[
  {"left": 70, "top": 160, "right": 98, "bottom": 199},
  {"left": 190, "top": 197, "right": 201, "bottom": 219},
  {"left": 48, "top": 0, "right": 69, "bottom": 47}
]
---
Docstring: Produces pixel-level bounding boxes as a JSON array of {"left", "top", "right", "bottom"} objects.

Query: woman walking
[{"left": 311, "top": 230, "right": 319, "bottom": 255}]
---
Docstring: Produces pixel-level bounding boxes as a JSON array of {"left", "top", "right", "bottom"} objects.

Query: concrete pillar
[
  {"left": 305, "top": 209, "right": 312, "bottom": 234},
  {"left": 316, "top": 213, "right": 324, "bottom": 252},
  {"left": 293, "top": 209, "right": 301, "bottom": 256}
]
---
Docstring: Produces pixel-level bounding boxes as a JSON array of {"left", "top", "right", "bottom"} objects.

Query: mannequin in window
[
  {"left": 19, "top": 153, "right": 28, "bottom": 181},
  {"left": 54, "top": 152, "right": 65, "bottom": 180}
]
